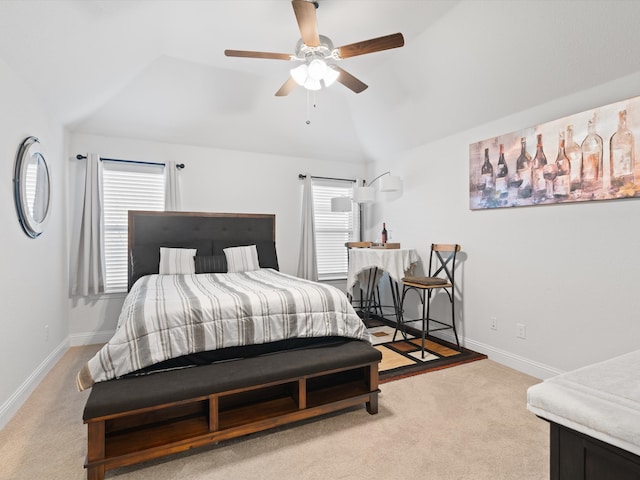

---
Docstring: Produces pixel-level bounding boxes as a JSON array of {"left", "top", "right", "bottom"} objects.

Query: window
[
  {"left": 102, "top": 161, "right": 165, "bottom": 292},
  {"left": 311, "top": 179, "right": 357, "bottom": 280}
]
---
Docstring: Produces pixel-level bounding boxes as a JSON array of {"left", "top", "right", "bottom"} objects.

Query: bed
[
  {"left": 527, "top": 350, "right": 640, "bottom": 479},
  {"left": 80, "top": 211, "right": 381, "bottom": 480}
]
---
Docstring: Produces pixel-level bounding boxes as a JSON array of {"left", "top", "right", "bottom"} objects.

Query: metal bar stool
[{"left": 394, "top": 243, "right": 461, "bottom": 357}]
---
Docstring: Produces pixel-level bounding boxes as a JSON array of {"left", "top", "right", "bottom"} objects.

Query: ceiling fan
[{"left": 224, "top": 0, "right": 404, "bottom": 96}]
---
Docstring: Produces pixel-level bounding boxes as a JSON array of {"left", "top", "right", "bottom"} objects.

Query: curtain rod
[
  {"left": 76, "top": 154, "right": 185, "bottom": 169},
  {"left": 298, "top": 174, "right": 356, "bottom": 183}
]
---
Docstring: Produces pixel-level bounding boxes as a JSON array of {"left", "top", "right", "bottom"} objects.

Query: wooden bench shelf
[{"left": 84, "top": 348, "right": 380, "bottom": 480}]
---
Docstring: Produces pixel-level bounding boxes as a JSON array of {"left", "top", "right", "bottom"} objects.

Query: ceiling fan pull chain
[{"left": 306, "top": 89, "right": 311, "bottom": 125}]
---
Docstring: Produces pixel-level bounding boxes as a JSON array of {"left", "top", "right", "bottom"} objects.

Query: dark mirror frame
[{"left": 13, "top": 136, "right": 51, "bottom": 238}]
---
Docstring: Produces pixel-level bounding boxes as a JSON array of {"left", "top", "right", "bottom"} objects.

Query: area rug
[{"left": 367, "top": 320, "right": 487, "bottom": 383}]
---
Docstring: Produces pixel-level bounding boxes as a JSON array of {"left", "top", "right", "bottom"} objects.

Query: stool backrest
[{"left": 429, "top": 244, "right": 461, "bottom": 285}]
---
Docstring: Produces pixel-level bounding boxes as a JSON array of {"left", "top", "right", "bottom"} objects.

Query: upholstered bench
[{"left": 83, "top": 339, "right": 381, "bottom": 480}]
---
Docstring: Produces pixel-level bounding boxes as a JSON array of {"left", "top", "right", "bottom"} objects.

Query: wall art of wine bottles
[{"left": 469, "top": 94, "right": 640, "bottom": 210}]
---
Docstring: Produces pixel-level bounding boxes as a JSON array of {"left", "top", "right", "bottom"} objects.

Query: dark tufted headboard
[{"left": 127, "top": 211, "right": 277, "bottom": 290}]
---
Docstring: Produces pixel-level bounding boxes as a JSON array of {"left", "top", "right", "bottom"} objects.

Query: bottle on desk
[{"left": 381, "top": 223, "right": 388, "bottom": 244}]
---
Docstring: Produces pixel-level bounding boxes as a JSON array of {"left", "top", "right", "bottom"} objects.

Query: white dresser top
[{"left": 527, "top": 349, "right": 640, "bottom": 456}]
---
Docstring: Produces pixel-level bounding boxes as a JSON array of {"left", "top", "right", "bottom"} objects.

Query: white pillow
[
  {"left": 159, "top": 247, "right": 197, "bottom": 274},
  {"left": 224, "top": 245, "right": 260, "bottom": 273}
]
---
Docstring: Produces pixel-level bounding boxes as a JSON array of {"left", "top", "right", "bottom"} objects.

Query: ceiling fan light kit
[
  {"left": 290, "top": 61, "right": 339, "bottom": 90},
  {"left": 224, "top": 0, "right": 404, "bottom": 97}
]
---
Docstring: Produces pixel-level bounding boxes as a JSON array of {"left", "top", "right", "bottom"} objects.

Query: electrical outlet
[
  {"left": 517, "top": 323, "right": 526, "bottom": 339},
  {"left": 44, "top": 324, "right": 49, "bottom": 341},
  {"left": 490, "top": 316, "right": 497, "bottom": 330}
]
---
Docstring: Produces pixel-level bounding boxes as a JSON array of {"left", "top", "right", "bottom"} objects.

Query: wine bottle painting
[{"left": 469, "top": 94, "right": 640, "bottom": 210}]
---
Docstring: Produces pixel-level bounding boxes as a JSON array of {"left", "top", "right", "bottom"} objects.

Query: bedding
[
  {"left": 129, "top": 239, "right": 213, "bottom": 287},
  {"left": 159, "top": 247, "right": 196, "bottom": 274},
  {"left": 224, "top": 244, "right": 260, "bottom": 272},
  {"left": 77, "top": 268, "right": 368, "bottom": 390},
  {"left": 214, "top": 240, "right": 279, "bottom": 270}
]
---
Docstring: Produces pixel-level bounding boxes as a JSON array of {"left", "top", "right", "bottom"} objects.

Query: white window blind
[
  {"left": 102, "top": 161, "right": 165, "bottom": 293},
  {"left": 312, "top": 179, "right": 356, "bottom": 281}
]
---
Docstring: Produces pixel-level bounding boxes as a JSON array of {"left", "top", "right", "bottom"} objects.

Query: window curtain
[
  {"left": 69, "top": 153, "right": 105, "bottom": 296},
  {"left": 165, "top": 160, "right": 181, "bottom": 210},
  {"left": 297, "top": 175, "right": 318, "bottom": 281}
]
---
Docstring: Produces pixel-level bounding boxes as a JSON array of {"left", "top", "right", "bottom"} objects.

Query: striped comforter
[{"left": 77, "top": 269, "right": 368, "bottom": 390}]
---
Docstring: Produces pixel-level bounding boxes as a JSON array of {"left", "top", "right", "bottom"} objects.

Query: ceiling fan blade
[
  {"left": 292, "top": 0, "right": 320, "bottom": 47},
  {"left": 333, "top": 66, "right": 368, "bottom": 94},
  {"left": 275, "top": 77, "right": 298, "bottom": 96},
  {"left": 225, "top": 50, "right": 292, "bottom": 60},
  {"left": 336, "top": 33, "right": 405, "bottom": 59}
]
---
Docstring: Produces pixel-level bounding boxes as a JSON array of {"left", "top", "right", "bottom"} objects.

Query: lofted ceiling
[{"left": 2, "top": 1, "right": 640, "bottom": 164}]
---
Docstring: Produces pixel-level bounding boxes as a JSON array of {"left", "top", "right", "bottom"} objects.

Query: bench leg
[
  {"left": 366, "top": 363, "right": 379, "bottom": 414},
  {"left": 86, "top": 421, "right": 105, "bottom": 480},
  {"left": 87, "top": 465, "right": 105, "bottom": 480},
  {"left": 366, "top": 392, "right": 379, "bottom": 415}
]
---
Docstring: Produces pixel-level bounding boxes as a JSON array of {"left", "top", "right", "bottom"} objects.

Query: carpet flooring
[
  {"left": 367, "top": 320, "right": 487, "bottom": 382},
  {"left": 0, "top": 345, "right": 549, "bottom": 480}
]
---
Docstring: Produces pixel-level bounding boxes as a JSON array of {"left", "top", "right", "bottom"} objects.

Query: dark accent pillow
[
  {"left": 194, "top": 255, "right": 228, "bottom": 274},
  {"left": 214, "top": 240, "right": 279, "bottom": 270}
]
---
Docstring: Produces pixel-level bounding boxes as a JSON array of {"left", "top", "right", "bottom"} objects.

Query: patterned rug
[{"left": 367, "top": 320, "right": 487, "bottom": 383}]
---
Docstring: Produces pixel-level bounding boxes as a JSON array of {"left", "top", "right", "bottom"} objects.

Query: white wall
[
  {"left": 371, "top": 72, "right": 640, "bottom": 379},
  {"left": 3, "top": 4, "right": 633, "bottom": 429},
  {"left": 3, "top": 0, "right": 638, "bottom": 435},
  {"left": 0, "top": 59, "right": 69, "bottom": 429},
  {"left": 67, "top": 133, "right": 366, "bottom": 340},
  {"left": 361, "top": 0, "right": 640, "bottom": 379}
]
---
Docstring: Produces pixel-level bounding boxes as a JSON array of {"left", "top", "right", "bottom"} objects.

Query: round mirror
[{"left": 13, "top": 136, "right": 51, "bottom": 238}]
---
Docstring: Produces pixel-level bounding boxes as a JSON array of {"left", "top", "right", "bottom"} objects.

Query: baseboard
[
  {"left": 69, "top": 330, "right": 114, "bottom": 346},
  {"left": 465, "top": 338, "right": 563, "bottom": 379},
  {"left": 0, "top": 338, "right": 69, "bottom": 430},
  {"left": 432, "top": 330, "right": 563, "bottom": 380}
]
